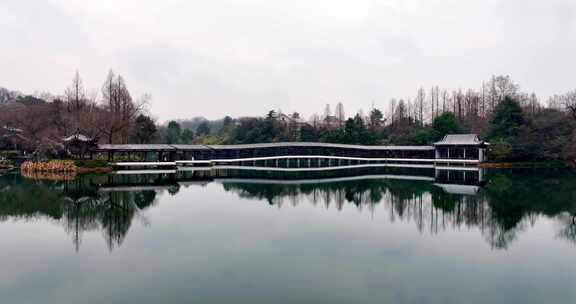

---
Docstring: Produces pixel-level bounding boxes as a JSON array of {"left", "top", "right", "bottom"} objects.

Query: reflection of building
[{"left": 434, "top": 134, "right": 489, "bottom": 162}]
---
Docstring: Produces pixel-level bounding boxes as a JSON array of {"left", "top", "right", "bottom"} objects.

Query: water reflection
[
  {"left": 222, "top": 169, "right": 576, "bottom": 249},
  {"left": 0, "top": 174, "right": 158, "bottom": 251},
  {"left": 1, "top": 167, "right": 575, "bottom": 251}
]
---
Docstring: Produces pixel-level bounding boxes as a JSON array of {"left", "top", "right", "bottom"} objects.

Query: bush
[
  {"left": 21, "top": 160, "right": 76, "bottom": 172},
  {"left": 489, "top": 139, "right": 513, "bottom": 162}
]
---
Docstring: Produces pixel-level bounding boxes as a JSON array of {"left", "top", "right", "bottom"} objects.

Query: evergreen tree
[
  {"left": 300, "top": 125, "right": 320, "bottom": 142},
  {"left": 341, "top": 114, "right": 377, "bottom": 145},
  {"left": 166, "top": 120, "right": 181, "bottom": 144},
  {"left": 369, "top": 108, "right": 384, "bottom": 129},
  {"left": 487, "top": 96, "right": 525, "bottom": 140},
  {"left": 432, "top": 112, "right": 460, "bottom": 140},
  {"left": 180, "top": 128, "right": 195, "bottom": 144},
  {"left": 133, "top": 114, "right": 157, "bottom": 144},
  {"left": 196, "top": 121, "right": 211, "bottom": 136}
]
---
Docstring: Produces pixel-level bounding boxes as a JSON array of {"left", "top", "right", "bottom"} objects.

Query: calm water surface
[{"left": 0, "top": 168, "right": 575, "bottom": 303}]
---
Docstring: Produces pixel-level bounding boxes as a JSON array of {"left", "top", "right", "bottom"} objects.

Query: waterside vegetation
[{"left": 20, "top": 160, "right": 112, "bottom": 174}]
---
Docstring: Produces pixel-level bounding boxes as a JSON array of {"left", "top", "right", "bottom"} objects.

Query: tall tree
[
  {"left": 343, "top": 114, "right": 376, "bottom": 145},
  {"left": 485, "top": 75, "right": 519, "bottom": 113},
  {"left": 389, "top": 98, "right": 397, "bottom": 124},
  {"left": 196, "top": 121, "right": 211, "bottom": 136},
  {"left": 64, "top": 71, "right": 88, "bottom": 134},
  {"left": 180, "top": 128, "right": 195, "bottom": 144},
  {"left": 166, "top": 121, "right": 181, "bottom": 144},
  {"left": 415, "top": 87, "right": 426, "bottom": 125},
  {"left": 432, "top": 112, "right": 460, "bottom": 140},
  {"left": 517, "top": 109, "right": 574, "bottom": 160},
  {"left": 561, "top": 90, "right": 576, "bottom": 120},
  {"left": 65, "top": 71, "right": 87, "bottom": 113},
  {"left": 133, "top": 114, "right": 157, "bottom": 144},
  {"left": 368, "top": 108, "right": 384, "bottom": 130},
  {"left": 487, "top": 96, "right": 525, "bottom": 140},
  {"left": 97, "top": 71, "right": 142, "bottom": 144}
]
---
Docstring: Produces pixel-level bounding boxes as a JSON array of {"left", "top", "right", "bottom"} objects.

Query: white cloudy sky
[{"left": 1, "top": 0, "right": 575, "bottom": 121}]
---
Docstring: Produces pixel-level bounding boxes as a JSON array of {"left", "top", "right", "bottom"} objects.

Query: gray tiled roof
[
  {"left": 97, "top": 142, "right": 435, "bottom": 151},
  {"left": 434, "top": 134, "right": 486, "bottom": 146},
  {"left": 62, "top": 134, "right": 93, "bottom": 142},
  {"left": 96, "top": 144, "right": 177, "bottom": 151},
  {"left": 206, "top": 142, "right": 434, "bottom": 151}
]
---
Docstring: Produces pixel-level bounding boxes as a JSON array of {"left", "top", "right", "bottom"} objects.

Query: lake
[{"left": 0, "top": 167, "right": 575, "bottom": 303}]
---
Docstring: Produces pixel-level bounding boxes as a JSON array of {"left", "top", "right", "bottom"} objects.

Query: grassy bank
[{"left": 74, "top": 160, "right": 114, "bottom": 173}]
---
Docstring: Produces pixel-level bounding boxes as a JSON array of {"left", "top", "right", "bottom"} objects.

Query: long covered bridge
[{"left": 90, "top": 134, "right": 488, "bottom": 169}]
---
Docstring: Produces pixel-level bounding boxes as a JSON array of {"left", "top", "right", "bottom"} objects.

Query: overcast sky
[{"left": 1, "top": 0, "right": 575, "bottom": 121}]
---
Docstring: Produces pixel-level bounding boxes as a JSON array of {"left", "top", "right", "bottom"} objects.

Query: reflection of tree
[
  {"left": 222, "top": 169, "right": 576, "bottom": 249},
  {"left": 555, "top": 213, "right": 576, "bottom": 243},
  {"left": 0, "top": 174, "right": 158, "bottom": 252},
  {"left": 63, "top": 196, "right": 101, "bottom": 252},
  {"left": 0, "top": 175, "right": 63, "bottom": 220},
  {"left": 61, "top": 190, "right": 157, "bottom": 251},
  {"left": 482, "top": 170, "right": 576, "bottom": 248},
  {"left": 3, "top": 168, "right": 576, "bottom": 252},
  {"left": 100, "top": 192, "right": 135, "bottom": 251}
]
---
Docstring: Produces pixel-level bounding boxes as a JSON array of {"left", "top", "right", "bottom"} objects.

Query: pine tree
[{"left": 487, "top": 96, "right": 525, "bottom": 140}]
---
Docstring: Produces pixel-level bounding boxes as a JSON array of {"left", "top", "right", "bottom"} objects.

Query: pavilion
[{"left": 433, "top": 134, "right": 489, "bottom": 162}]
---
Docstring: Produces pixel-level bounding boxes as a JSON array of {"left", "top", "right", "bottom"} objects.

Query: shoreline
[
  {"left": 480, "top": 161, "right": 572, "bottom": 169},
  {"left": 76, "top": 166, "right": 114, "bottom": 174}
]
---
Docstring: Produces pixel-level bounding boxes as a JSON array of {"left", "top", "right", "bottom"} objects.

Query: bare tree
[
  {"left": 309, "top": 113, "right": 321, "bottom": 128},
  {"left": 63, "top": 71, "right": 89, "bottom": 134},
  {"left": 415, "top": 87, "right": 426, "bottom": 125},
  {"left": 96, "top": 71, "right": 144, "bottom": 144},
  {"left": 484, "top": 75, "right": 519, "bottom": 114},
  {"left": 395, "top": 99, "right": 407, "bottom": 122},
  {"left": 441, "top": 89, "right": 449, "bottom": 114},
  {"left": 389, "top": 98, "right": 397, "bottom": 124},
  {"left": 562, "top": 90, "right": 576, "bottom": 120},
  {"left": 65, "top": 71, "right": 87, "bottom": 113},
  {"left": 430, "top": 86, "right": 439, "bottom": 120}
]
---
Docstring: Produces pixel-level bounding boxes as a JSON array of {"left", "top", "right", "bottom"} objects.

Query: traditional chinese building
[
  {"left": 63, "top": 134, "right": 98, "bottom": 159},
  {"left": 433, "top": 134, "right": 489, "bottom": 162}
]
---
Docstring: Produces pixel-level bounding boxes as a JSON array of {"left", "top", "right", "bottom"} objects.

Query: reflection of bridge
[
  {"left": 92, "top": 135, "right": 489, "bottom": 170},
  {"left": 98, "top": 166, "right": 485, "bottom": 196}
]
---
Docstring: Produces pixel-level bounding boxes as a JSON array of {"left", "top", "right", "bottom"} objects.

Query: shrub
[
  {"left": 489, "top": 139, "right": 513, "bottom": 162},
  {"left": 21, "top": 160, "right": 76, "bottom": 172}
]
